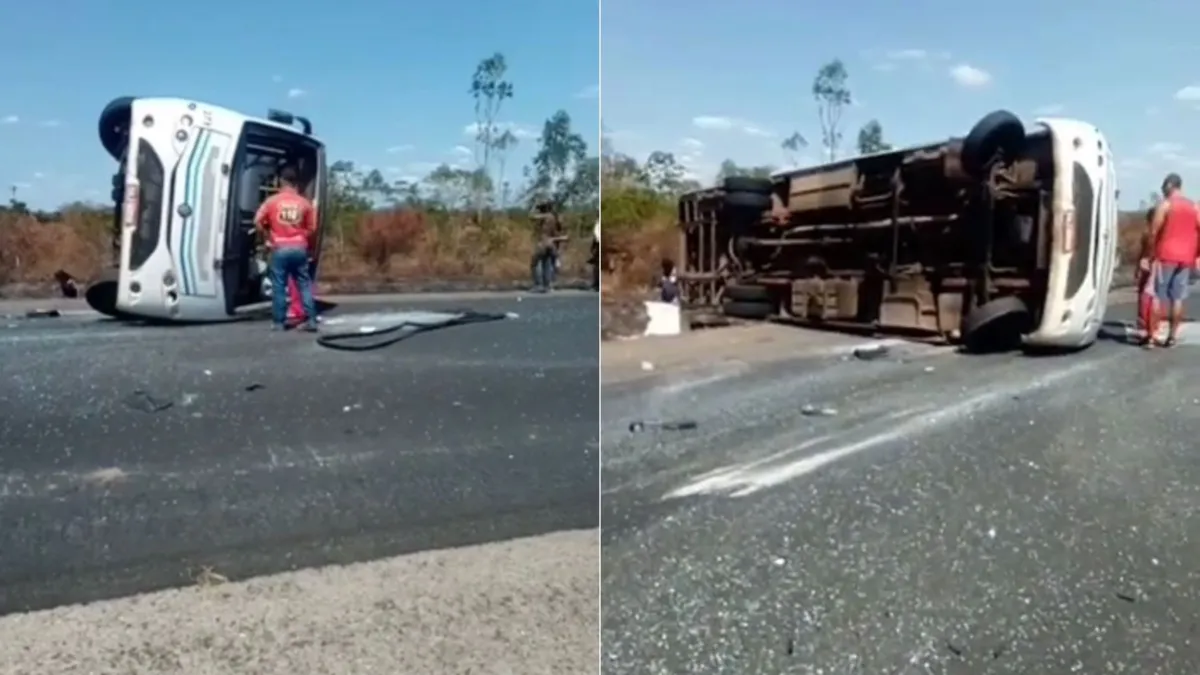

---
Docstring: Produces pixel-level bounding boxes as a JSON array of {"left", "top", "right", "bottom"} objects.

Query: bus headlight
[
  {"left": 180, "top": 114, "right": 193, "bottom": 127},
  {"left": 175, "top": 129, "right": 188, "bottom": 142}
]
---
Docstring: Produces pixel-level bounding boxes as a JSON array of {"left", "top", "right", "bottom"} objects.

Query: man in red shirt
[
  {"left": 1145, "top": 173, "right": 1200, "bottom": 348},
  {"left": 254, "top": 166, "right": 318, "bottom": 332}
]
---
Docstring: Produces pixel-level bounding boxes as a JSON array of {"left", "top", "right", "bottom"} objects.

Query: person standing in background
[
  {"left": 530, "top": 201, "right": 568, "bottom": 292},
  {"left": 1136, "top": 207, "right": 1155, "bottom": 342}
]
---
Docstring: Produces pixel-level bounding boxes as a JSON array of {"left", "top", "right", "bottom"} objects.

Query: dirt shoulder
[{"left": 0, "top": 530, "right": 599, "bottom": 675}]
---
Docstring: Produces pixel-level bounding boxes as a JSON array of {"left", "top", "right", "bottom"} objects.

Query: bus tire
[
  {"left": 724, "top": 283, "right": 771, "bottom": 302},
  {"left": 724, "top": 191, "right": 771, "bottom": 211},
  {"left": 961, "top": 110, "right": 1025, "bottom": 179},
  {"left": 961, "top": 295, "right": 1032, "bottom": 353},
  {"left": 723, "top": 299, "right": 773, "bottom": 320},
  {"left": 723, "top": 176, "right": 774, "bottom": 195},
  {"left": 85, "top": 279, "right": 138, "bottom": 321}
]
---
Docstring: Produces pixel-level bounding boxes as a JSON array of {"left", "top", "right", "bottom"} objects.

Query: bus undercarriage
[{"left": 679, "top": 110, "right": 1058, "bottom": 348}]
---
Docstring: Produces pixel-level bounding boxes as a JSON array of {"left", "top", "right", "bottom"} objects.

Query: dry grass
[{"left": 0, "top": 207, "right": 592, "bottom": 297}]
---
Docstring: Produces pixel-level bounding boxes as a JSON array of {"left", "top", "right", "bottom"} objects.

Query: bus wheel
[
  {"left": 722, "top": 299, "right": 772, "bottom": 320},
  {"left": 723, "top": 283, "right": 771, "bottom": 303},
  {"left": 961, "top": 296, "right": 1031, "bottom": 353},
  {"left": 961, "top": 110, "right": 1025, "bottom": 180},
  {"left": 722, "top": 176, "right": 773, "bottom": 195},
  {"left": 724, "top": 191, "right": 771, "bottom": 211}
]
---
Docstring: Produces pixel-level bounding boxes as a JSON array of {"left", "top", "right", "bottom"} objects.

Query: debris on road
[
  {"left": 244, "top": 383, "right": 266, "bottom": 392},
  {"left": 122, "top": 389, "right": 174, "bottom": 413},
  {"left": 628, "top": 419, "right": 698, "bottom": 433},
  {"left": 800, "top": 404, "right": 838, "bottom": 417},
  {"left": 640, "top": 361, "right": 654, "bottom": 371},
  {"left": 25, "top": 309, "right": 61, "bottom": 319},
  {"left": 853, "top": 344, "right": 890, "bottom": 361}
]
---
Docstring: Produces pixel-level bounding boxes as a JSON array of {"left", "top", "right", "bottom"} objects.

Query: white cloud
[
  {"left": 287, "top": 88, "right": 306, "bottom": 98},
  {"left": 575, "top": 84, "right": 599, "bottom": 99},
  {"left": 1, "top": 115, "right": 18, "bottom": 124},
  {"left": 11, "top": 181, "right": 30, "bottom": 189},
  {"left": 462, "top": 121, "right": 536, "bottom": 140},
  {"left": 870, "top": 48, "right": 952, "bottom": 73},
  {"left": 680, "top": 137, "right": 705, "bottom": 151},
  {"left": 693, "top": 116, "right": 735, "bottom": 130},
  {"left": 38, "top": 120, "right": 60, "bottom": 128},
  {"left": 950, "top": 64, "right": 991, "bottom": 88},
  {"left": 692, "top": 116, "right": 774, "bottom": 137},
  {"left": 272, "top": 75, "right": 283, "bottom": 83},
  {"left": 32, "top": 172, "right": 44, "bottom": 179},
  {"left": 1033, "top": 104, "right": 1065, "bottom": 115},
  {"left": 452, "top": 145, "right": 472, "bottom": 158},
  {"left": 886, "top": 49, "right": 927, "bottom": 61},
  {"left": 1175, "top": 85, "right": 1200, "bottom": 102},
  {"left": 386, "top": 144, "right": 414, "bottom": 154}
]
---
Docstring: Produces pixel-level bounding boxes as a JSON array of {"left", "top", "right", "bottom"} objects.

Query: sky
[
  {"left": 602, "top": 0, "right": 1200, "bottom": 207},
  {"left": 0, "top": 0, "right": 598, "bottom": 209}
]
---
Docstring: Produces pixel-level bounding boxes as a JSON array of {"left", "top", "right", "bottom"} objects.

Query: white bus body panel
[
  {"left": 111, "top": 97, "right": 317, "bottom": 323},
  {"left": 1024, "top": 118, "right": 1118, "bottom": 349}
]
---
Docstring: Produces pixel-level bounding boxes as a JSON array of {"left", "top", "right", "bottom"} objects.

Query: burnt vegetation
[{"left": 0, "top": 53, "right": 598, "bottom": 296}]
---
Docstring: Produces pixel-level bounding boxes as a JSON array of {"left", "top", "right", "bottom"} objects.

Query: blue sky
[
  {"left": 602, "top": 0, "right": 1200, "bottom": 207},
  {"left": 0, "top": 0, "right": 598, "bottom": 209}
]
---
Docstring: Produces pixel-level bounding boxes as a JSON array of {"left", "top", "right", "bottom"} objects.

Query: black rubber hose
[{"left": 314, "top": 309, "right": 510, "bottom": 351}]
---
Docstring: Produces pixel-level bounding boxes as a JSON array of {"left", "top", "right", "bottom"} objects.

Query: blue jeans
[
  {"left": 531, "top": 244, "right": 557, "bottom": 289},
  {"left": 270, "top": 246, "right": 317, "bottom": 326},
  {"left": 1155, "top": 262, "right": 1192, "bottom": 302}
]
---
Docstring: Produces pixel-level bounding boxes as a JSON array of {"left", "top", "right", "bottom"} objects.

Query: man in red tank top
[
  {"left": 1146, "top": 173, "right": 1200, "bottom": 347},
  {"left": 254, "top": 166, "right": 318, "bottom": 332}
]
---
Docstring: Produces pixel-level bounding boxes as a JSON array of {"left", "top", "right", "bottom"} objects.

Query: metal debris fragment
[
  {"left": 122, "top": 389, "right": 173, "bottom": 413},
  {"left": 853, "top": 344, "right": 890, "bottom": 361},
  {"left": 801, "top": 404, "right": 838, "bottom": 417},
  {"left": 628, "top": 419, "right": 698, "bottom": 433}
]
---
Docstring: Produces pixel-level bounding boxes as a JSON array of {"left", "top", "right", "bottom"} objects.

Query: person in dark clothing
[
  {"left": 530, "top": 201, "right": 567, "bottom": 292},
  {"left": 53, "top": 270, "right": 79, "bottom": 299},
  {"left": 658, "top": 258, "right": 679, "bottom": 304}
]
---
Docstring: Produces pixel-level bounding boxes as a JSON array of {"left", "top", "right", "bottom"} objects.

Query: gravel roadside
[{"left": 0, "top": 530, "right": 599, "bottom": 675}]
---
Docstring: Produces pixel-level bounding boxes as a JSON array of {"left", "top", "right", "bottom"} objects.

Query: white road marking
[{"left": 662, "top": 356, "right": 1111, "bottom": 499}]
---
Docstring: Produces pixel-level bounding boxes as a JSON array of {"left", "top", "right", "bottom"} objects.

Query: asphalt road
[
  {"left": 0, "top": 292, "right": 598, "bottom": 616},
  {"left": 601, "top": 299, "right": 1200, "bottom": 674}
]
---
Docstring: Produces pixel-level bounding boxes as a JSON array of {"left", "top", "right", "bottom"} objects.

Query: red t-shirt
[
  {"left": 1155, "top": 195, "right": 1200, "bottom": 265},
  {"left": 255, "top": 187, "right": 315, "bottom": 249}
]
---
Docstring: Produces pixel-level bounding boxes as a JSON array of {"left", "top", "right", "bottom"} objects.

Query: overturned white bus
[
  {"left": 86, "top": 97, "right": 328, "bottom": 322},
  {"left": 677, "top": 110, "right": 1119, "bottom": 352}
]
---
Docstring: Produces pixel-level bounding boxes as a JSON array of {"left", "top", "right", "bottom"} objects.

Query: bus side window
[{"left": 237, "top": 165, "right": 269, "bottom": 213}]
